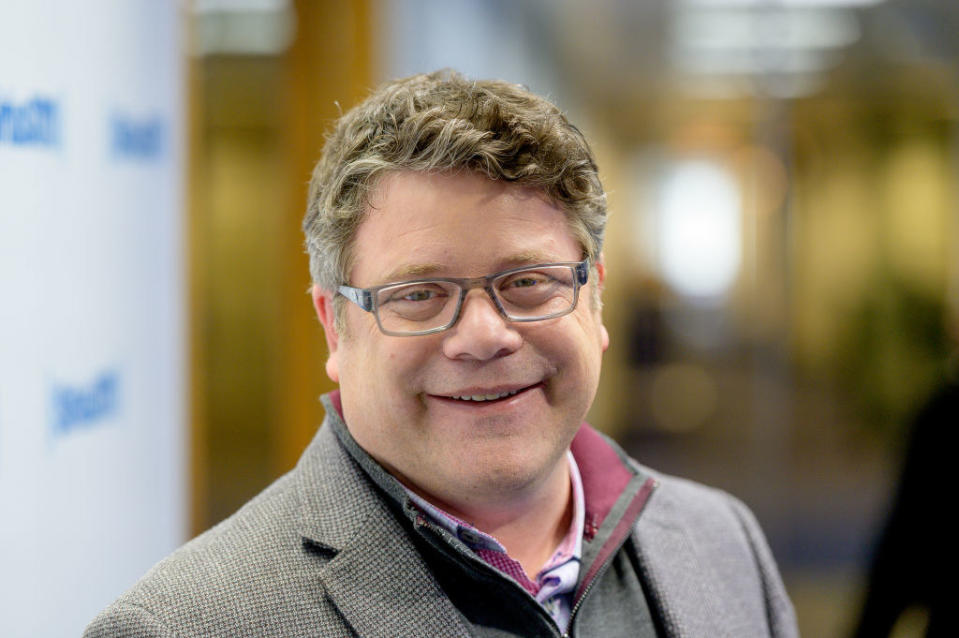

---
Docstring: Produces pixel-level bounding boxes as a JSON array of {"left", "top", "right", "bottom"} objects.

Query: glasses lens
[
  {"left": 375, "top": 280, "right": 459, "bottom": 333},
  {"left": 494, "top": 265, "right": 577, "bottom": 319}
]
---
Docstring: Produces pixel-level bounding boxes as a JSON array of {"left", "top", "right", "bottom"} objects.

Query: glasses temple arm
[
  {"left": 575, "top": 260, "right": 590, "bottom": 285},
  {"left": 338, "top": 285, "right": 374, "bottom": 312}
]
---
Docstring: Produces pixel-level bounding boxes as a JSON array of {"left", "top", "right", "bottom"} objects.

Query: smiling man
[{"left": 86, "top": 70, "right": 798, "bottom": 638}]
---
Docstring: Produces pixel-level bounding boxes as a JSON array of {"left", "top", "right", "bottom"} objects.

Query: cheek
[
  {"left": 566, "top": 320, "right": 607, "bottom": 385},
  {"left": 362, "top": 339, "right": 433, "bottom": 396}
]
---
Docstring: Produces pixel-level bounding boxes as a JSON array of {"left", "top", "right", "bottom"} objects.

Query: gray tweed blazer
[{"left": 85, "top": 395, "right": 798, "bottom": 637}]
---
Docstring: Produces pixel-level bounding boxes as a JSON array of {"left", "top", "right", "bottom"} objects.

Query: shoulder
[
  {"left": 84, "top": 426, "right": 363, "bottom": 638},
  {"left": 629, "top": 461, "right": 798, "bottom": 637},
  {"left": 633, "top": 460, "right": 764, "bottom": 539}
]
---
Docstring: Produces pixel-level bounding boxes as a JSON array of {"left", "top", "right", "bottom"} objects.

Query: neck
[{"left": 415, "top": 456, "right": 573, "bottom": 579}]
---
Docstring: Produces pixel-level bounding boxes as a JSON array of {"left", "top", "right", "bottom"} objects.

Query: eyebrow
[
  {"left": 379, "top": 262, "right": 446, "bottom": 283},
  {"left": 378, "top": 251, "right": 566, "bottom": 285}
]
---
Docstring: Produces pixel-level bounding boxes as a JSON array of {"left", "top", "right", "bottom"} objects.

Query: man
[{"left": 86, "top": 70, "right": 798, "bottom": 637}]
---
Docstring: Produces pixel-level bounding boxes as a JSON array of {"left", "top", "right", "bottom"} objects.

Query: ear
[
  {"left": 312, "top": 284, "right": 341, "bottom": 383},
  {"left": 594, "top": 257, "right": 607, "bottom": 289},
  {"left": 594, "top": 256, "right": 610, "bottom": 353}
]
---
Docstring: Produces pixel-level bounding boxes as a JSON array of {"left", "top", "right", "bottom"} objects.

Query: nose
[{"left": 441, "top": 289, "right": 523, "bottom": 361}]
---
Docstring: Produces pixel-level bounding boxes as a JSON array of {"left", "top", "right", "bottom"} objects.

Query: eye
[
  {"left": 377, "top": 282, "right": 453, "bottom": 323},
  {"left": 400, "top": 289, "right": 437, "bottom": 302},
  {"left": 503, "top": 273, "right": 550, "bottom": 288},
  {"left": 381, "top": 283, "right": 451, "bottom": 305}
]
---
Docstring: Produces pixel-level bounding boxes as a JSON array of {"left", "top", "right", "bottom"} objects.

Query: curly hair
[{"left": 303, "top": 69, "right": 607, "bottom": 323}]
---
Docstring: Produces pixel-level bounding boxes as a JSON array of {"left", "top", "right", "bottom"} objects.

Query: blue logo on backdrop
[
  {"left": 0, "top": 96, "right": 60, "bottom": 147},
  {"left": 51, "top": 369, "right": 121, "bottom": 436},
  {"left": 110, "top": 114, "right": 164, "bottom": 159}
]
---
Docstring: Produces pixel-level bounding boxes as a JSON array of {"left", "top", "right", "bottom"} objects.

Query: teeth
[{"left": 451, "top": 389, "right": 521, "bottom": 402}]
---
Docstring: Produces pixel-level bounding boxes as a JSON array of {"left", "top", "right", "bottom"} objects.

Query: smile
[
  {"left": 431, "top": 382, "right": 544, "bottom": 406},
  {"left": 449, "top": 389, "right": 521, "bottom": 402}
]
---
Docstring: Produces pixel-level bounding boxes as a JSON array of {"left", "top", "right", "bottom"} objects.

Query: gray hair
[{"left": 303, "top": 69, "right": 607, "bottom": 324}]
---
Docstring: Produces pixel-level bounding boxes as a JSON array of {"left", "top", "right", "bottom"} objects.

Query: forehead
[{"left": 350, "top": 171, "right": 581, "bottom": 284}]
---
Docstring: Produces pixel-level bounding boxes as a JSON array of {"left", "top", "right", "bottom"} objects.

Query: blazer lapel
[
  {"left": 319, "top": 509, "right": 471, "bottom": 638},
  {"left": 632, "top": 486, "right": 764, "bottom": 638},
  {"left": 634, "top": 517, "right": 728, "bottom": 637},
  {"left": 295, "top": 423, "right": 471, "bottom": 638}
]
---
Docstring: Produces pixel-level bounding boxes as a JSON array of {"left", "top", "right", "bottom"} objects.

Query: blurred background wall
[
  {"left": 0, "top": 2, "right": 186, "bottom": 635},
  {"left": 2, "top": 0, "right": 957, "bottom": 635}
]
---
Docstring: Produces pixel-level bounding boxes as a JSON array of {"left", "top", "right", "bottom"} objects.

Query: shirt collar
[{"left": 402, "top": 451, "right": 586, "bottom": 569}]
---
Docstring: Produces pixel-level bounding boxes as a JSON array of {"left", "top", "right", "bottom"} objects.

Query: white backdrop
[{"left": 0, "top": 2, "right": 187, "bottom": 635}]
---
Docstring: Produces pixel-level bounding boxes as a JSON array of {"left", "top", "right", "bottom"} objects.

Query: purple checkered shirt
[{"left": 404, "top": 451, "right": 585, "bottom": 633}]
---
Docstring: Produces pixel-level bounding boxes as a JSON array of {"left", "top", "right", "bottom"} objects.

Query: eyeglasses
[{"left": 338, "top": 259, "right": 590, "bottom": 336}]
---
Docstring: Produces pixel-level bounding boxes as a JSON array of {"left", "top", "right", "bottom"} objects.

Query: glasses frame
[{"left": 338, "top": 259, "right": 590, "bottom": 336}]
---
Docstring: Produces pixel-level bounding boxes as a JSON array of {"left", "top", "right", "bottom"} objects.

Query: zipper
[
  {"left": 561, "top": 477, "right": 659, "bottom": 638},
  {"left": 408, "top": 476, "right": 658, "bottom": 638},
  {"left": 561, "top": 555, "right": 616, "bottom": 638}
]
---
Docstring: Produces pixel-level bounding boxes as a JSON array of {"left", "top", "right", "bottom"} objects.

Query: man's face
[{"left": 314, "top": 170, "right": 608, "bottom": 511}]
